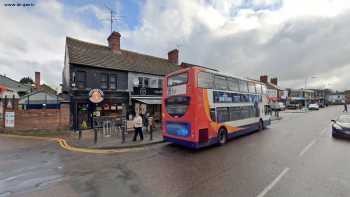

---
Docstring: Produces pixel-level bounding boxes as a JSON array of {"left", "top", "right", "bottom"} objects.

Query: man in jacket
[{"left": 133, "top": 114, "right": 144, "bottom": 141}]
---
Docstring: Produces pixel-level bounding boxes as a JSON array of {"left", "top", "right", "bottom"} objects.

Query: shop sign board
[
  {"left": 89, "top": 89, "right": 104, "bottom": 103},
  {"left": 5, "top": 111, "right": 15, "bottom": 128}
]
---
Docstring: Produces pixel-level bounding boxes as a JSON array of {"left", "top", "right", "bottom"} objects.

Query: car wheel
[{"left": 218, "top": 128, "right": 227, "bottom": 145}]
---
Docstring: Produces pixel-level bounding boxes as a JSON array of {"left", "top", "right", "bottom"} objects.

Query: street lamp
[
  {"left": 304, "top": 75, "right": 318, "bottom": 89},
  {"left": 304, "top": 75, "right": 318, "bottom": 110}
]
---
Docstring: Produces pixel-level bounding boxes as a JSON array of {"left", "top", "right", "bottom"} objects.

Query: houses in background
[
  {"left": 0, "top": 74, "right": 31, "bottom": 97},
  {"left": 259, "top": 75, "right": 286, "bottom": 102},
  {"left": 0, "top": 72, "right": 68, "bottom": 131},
  {"left": 326, "top": 91, "right": 345, "bottom": 105}
]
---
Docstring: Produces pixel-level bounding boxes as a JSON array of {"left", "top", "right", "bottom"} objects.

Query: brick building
[
  {"left": 0, "top": 73, "right": 69, "bottom": 132},
  {"left": 62, "top": 31, "right": 180, "bottom": 130},
  {"left": 259, "top": 75, "right": 285, "bottom": 102}
]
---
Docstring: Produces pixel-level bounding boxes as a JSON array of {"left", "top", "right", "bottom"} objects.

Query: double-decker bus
[{"left": 162, "top": 66, "right": 271, "bottom": 149}]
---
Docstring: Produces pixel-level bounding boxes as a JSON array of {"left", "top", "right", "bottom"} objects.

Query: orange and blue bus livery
[{"left": 162, "top": 66, "right": 271, "bottom": 149}]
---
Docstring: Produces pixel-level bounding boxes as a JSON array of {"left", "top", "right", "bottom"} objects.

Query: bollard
[
  {"left": 149, "top": 126, "right": 153, "bottom": 141},
  {"left": 121, "top": 121, "right": 126, "bottom": 143},
  {"left": 78, "top": 130, "right": 82, "bottom": 140},
  {"left": 94, "top": 128, "right": 98, "bottom": 144}
]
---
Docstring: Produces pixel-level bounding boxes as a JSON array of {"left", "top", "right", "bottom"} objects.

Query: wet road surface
[{"left": 0, "top": 106, "right": 349, "bottom": 197}]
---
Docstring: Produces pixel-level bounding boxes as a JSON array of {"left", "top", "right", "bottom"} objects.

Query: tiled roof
[
  {"left": 66, "top": 37, "right": 180, "bottom": 76},
  {"left": 0, "top": 75, "right": 31, "bottom": 92},
  {"left": 40, "top": 84, "right": 57, "bottom": 95}
]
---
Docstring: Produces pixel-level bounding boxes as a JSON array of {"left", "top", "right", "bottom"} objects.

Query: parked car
[
  {"left": 308, "top": 103, "right": 319, "bottom": 110},
  {"left": 278, "top": 102, "right": 285, "bottom": 111},
  {"left": 331, "top": 115, "right": 350, "bottom": 138},
  {"left": 287, "top": 103, "right": 299, "bottom": 109},
  {"left": 269, "top": 102, "right": 285, "bottom": 111}
]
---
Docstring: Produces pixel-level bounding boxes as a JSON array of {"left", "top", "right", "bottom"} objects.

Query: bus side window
[
  {"left": 229, "top": 107, "right": 241, "bottom": 121},
  {"left": 210, "top": 108, "right": 216, "bottom": 122}
]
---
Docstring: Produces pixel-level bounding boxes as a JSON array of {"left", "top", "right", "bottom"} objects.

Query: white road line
[
  {"left": 298, "top": 139, "right": 317, "bottom": 157},
  {"left": 320, "top": 127, "right": 329, "bottom": 136},
  {"left": 256, "top": 167, "right": 290, "bottom": 197}
]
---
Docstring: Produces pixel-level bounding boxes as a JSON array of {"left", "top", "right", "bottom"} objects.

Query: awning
[
  {"left": 267, "top": 96, "right": 278, "bottom": 102},
  {"left": 290, "top": 97, "right": 305, "bottom": 101},
  {"left": 135, "top": 98, "right": 161, "bottom": 105}
]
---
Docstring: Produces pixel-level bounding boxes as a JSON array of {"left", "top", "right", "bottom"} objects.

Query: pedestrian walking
[
  {"left": 343, "top": 103, "right": 348, "bottom": 112},
  {"left": 133, "top": 113, "right": 144, "bottom": 141}
]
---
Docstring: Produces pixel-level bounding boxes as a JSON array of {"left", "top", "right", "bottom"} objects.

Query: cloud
[
  {"left": 1, "top": 0, "right": 350, "bottom": 91},
  {"left": 0, "top": 0, "right": 107, "bottom": 90},
  {"left": 120, "top": 0, "right": 350, "bottom": 90}
]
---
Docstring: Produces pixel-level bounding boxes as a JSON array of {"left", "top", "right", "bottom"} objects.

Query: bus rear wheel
[{"left": 218, "top": 128, "right": 227, "bottom": 145}]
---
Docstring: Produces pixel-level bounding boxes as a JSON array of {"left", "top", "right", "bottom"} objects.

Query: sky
[{"left": 1, "top": 0, "right": 350, "bottom": 91}]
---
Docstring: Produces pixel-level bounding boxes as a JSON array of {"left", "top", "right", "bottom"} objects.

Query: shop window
[
  {"left": 100, "top": 73, "right": 108, "bottom": 89},
  {"left": 158, "top": 79, "right": 163, "bottom": 88},
  {"left": 144, "top": 78, "right": 149, "bottom": 88},
  {"left": 110, "top": 74, "right": 117, "bottom": 89},
  {"left": 76, "top": 71, "right": 86, "bottom": 89},
  {"left": 150, "top": 78, "right": 158, "bottom": 88}
]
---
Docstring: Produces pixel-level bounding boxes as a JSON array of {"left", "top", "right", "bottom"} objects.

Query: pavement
[
  {"left": 0, "top": 106, "right": 349, "bottom": 197},
  {"left": 65, "top": 127, "right": 164, "bottom": 149}
]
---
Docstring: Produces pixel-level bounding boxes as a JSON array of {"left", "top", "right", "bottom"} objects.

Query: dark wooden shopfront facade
[{"left": 62, "top": 32, "right": 180, "bottom": 130}]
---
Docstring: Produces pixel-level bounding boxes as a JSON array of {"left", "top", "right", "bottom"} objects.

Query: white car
[
  {"left": 269, "top": 102, "right": 285, "bottom": 111},
  {"left": 308, "top": 103, "right": 319, "bottom": 110},
  {"left": 278, "top": 102, "right": 285, "bottom": 110}
]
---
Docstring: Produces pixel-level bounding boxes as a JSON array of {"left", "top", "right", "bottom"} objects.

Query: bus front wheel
[{"left": 218, "top": 128, "right": 227, "bottom": 145}]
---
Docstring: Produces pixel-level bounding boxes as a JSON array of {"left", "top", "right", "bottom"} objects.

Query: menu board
[{"left": 5, "top": 111, "right": 15, "bottom": 128}]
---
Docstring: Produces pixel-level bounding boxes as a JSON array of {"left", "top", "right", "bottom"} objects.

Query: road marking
[
  {"left": 298, "top": 139, "right": 317, "bottom": 157},
  {"left": 320, "top": 127, "right": 329, "bottom": 136},
  {"left": 0, "top": 134, "right": 147, "bottom": 154},
  {"left": 256, "top": 167, "right": 290, "bottom": 197}
]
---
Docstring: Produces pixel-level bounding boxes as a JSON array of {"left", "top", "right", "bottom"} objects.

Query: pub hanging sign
[{"left": 89, "top": 89, "right": 104, "bottom": 103}]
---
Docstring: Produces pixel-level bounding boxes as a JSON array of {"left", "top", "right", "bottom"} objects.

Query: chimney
[
  {"left": 35, "top": 71, "right": 40, "bottom": 89},
  {"left": 168, "top": 49, "right": 179, "bottom": 64},
  {"left": 270, "top": 77, "right": 278, "bottom": 86},
  {"left": 260, "top": 75, "right": 268, "bottom": 83},
  {"left": 107, "top": 31, "right": 121, "bottom": 53}
]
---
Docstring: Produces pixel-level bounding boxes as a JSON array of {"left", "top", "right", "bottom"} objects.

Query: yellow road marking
[{"left": 0, "top": 134, "right": 146, "bottom": 154}]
